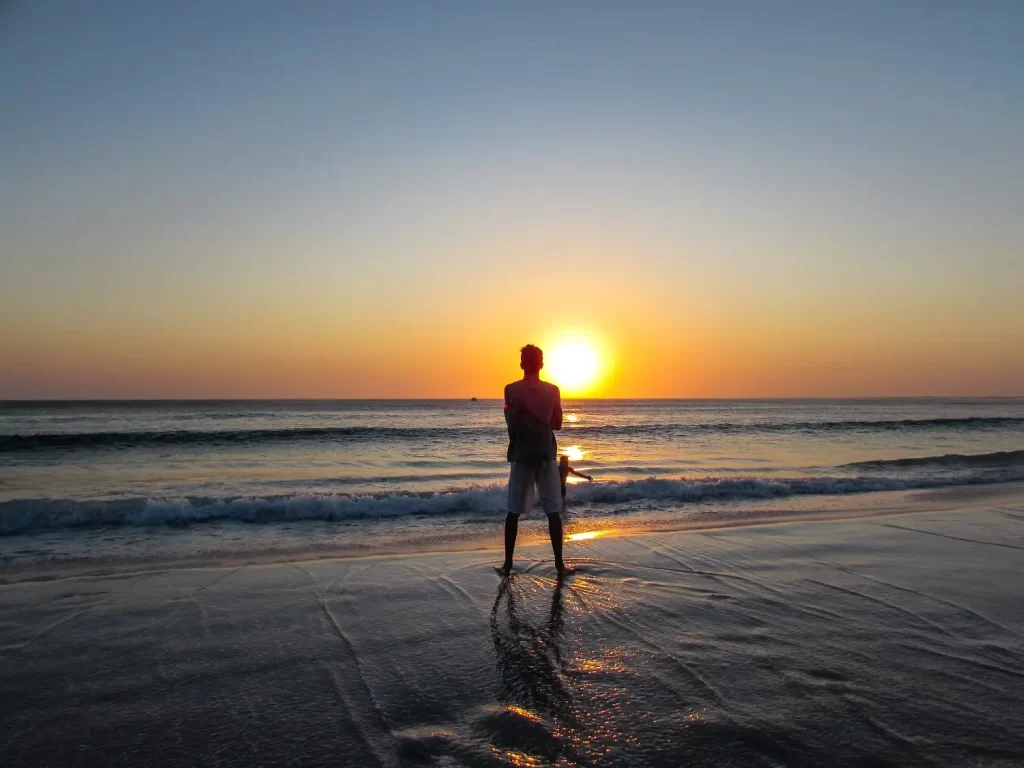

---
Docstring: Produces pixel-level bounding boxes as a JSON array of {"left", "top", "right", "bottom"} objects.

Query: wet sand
[{"left": 2, "top": 496, "right": 1024, "bottom": 766}]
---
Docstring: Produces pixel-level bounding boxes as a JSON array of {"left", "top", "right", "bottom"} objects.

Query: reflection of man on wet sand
[
  {"left": 501, "top": 344, "right": 572, "bottom": 576},
  {"left": 490, "top": 577, "right": 573, "bottom": 736}
]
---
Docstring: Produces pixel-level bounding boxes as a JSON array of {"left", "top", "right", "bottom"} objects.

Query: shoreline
[{"left": 3, "top": 482, "right": 1023, "bottom": 585}]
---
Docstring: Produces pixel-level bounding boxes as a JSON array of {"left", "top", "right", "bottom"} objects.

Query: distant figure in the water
[
  {"left": 501, "top": 344, "right": 571, "bottom": 577},
  {"left": 558, "top": 454, "right": 593, "bottom": 501}
]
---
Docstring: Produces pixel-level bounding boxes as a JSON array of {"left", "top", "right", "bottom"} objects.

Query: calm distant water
[{"left": 2, "top": 399, "right": 1023, "bottom": 564}]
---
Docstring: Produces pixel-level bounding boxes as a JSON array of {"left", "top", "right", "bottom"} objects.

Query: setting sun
[{"left": 546, "top": 338, "right": 602, "bottom": 394}]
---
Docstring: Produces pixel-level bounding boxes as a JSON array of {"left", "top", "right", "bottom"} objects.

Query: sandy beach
[{"left": 3, "top": 489, "right": 1023, "bottom": 767}]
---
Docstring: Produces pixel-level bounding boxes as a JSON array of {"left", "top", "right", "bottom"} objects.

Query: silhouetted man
[{"left": 501, "top": 344, "right": 571, "bottom": 576}]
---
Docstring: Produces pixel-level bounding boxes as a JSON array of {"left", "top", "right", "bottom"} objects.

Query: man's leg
[
  {"left": 547, "top": 512, "right": 567, "bottom": 574},
  {"left": 502, "top": 463, "right": 530, "bottom": 574},
  {"left": 501, "top": 514, "right": 519, "bottom": 574},
  {"left": 537, "top": 460, "right": 572, "bottom": 575}
]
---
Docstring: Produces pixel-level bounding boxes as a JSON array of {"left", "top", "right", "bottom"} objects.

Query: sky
[{"left": 2, "top": 0, "right": 1022, "bottom": 398}]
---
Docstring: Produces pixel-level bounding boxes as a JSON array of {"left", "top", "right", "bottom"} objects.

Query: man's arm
[
  {"left": 503, "top": 384, "right": 513, "bottom": 425},
  {"left": 550, "top": 385, "right": 563, "bottom": 431},
  {"left": 505, "top": 384, "right": 529, "bottom": 426},
  {"left": 569, "top": 468, "right": 593, "bottom": 481}
]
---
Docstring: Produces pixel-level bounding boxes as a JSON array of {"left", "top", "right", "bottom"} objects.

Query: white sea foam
[{"left": 3, "top": 468, "right": 1023, "bottom": 535}]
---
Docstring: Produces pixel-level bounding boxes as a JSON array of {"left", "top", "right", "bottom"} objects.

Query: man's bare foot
[
  {"left": 555, "top": 562, "right": 576, "bottom": 578},
  {"left": 496, "top": 563, "right": 514, "bottom": 576}
]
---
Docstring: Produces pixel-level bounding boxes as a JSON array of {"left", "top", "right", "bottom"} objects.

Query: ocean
[
  {"left": 3, "top": 399, "right": 1024, "bottom": 766},
  {"left": 2, "top": 398, "right": 1023, "bottom": 567}
]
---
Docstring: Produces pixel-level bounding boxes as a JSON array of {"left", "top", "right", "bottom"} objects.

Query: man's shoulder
[{"left": 506, "top": 379, "right": 559, "bottom": 400}]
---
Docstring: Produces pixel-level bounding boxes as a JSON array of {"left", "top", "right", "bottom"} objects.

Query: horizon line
[{"left": 1, "top": 396, "right": 1021, "bottom": 404}]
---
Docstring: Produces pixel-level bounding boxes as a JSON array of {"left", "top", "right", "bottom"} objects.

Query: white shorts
[{"left": 507, "top": 460, "right": 562, "bottom": 517}]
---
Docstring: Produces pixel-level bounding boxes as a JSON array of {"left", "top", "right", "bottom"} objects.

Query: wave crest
[
  {"left": 3, "top": 468, "right": 1023, "bottom": 535},
  {"left": 844, "top": 449, "right": 1024, "bottom": 469}
]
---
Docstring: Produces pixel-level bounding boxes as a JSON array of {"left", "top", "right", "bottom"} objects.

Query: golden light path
[
  {"left": 567, "top": 530, "right": 606, "bottom": 541},
  {"left": 562, "top": 444, "right": 585, "bottom": 462}
]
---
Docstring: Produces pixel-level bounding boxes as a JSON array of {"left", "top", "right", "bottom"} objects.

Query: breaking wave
[{"left": 3, "top": 468, "right": 1023, "bottom": 535}]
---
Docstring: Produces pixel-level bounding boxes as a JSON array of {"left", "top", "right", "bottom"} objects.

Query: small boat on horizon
[{"left": 470, "top": 397, "right": 478, "bottom": 402}]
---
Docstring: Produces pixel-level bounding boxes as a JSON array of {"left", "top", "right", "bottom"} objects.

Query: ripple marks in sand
[
  {"left": 815, "top": 561, "right": 1024, "bottom": 644},
  {"left": 289, "top": 564, "right": 397, "bottom": 768},
  {"left": 803, "top": 578, "right": 960, "bottom": 638},
  {"left": 880, "top": 522, "right": 1024, "bottom": 551}
]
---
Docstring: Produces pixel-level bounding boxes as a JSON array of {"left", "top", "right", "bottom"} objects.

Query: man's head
[
  {"left": 520, "top": 344, "right": 543, "bottom": 375},
  {"left": 559, "top": 454, "right": 569, "bottom": 467}
]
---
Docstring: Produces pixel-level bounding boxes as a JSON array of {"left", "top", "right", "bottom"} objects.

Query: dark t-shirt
[
  {"left": 506, "top": 410, "right": 557, "bottom": 463},
  {"left": 504, "top": 379, "right": 561, "bottom": 463}
]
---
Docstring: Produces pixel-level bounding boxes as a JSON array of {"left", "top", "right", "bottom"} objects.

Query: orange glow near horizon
[
  {"left": 2, "top": 299, "right": 1023, "bottom": 398},
  {"left": 2, "top": 246, "right": 1022, "bottom": 399}
]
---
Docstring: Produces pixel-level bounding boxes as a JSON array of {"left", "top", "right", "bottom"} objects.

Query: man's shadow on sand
[{"left": 489, "top": 575, "right": 575, "bottom": 734}]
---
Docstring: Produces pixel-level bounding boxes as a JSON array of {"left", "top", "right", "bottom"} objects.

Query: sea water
[{"left": 2, "top": 399, "right": 1023, "bottom": 566}]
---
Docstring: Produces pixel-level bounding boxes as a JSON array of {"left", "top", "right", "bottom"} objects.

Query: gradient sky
[{"left": 2, "top": 1, "right": 1022, "bottom": 398}]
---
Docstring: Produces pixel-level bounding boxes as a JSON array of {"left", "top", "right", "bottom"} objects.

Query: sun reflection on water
[
  {"left": 504, "top": 704, "right": 542, "bottom": 723},
  {"left": 566, "top": 528, "right": 620, "bottom": 542},
  {"left": 562, "top": 444, "right": 585, "bottom": 462},
  {"left": 490, "top": 746, "right": 545, "bottom": 767}
]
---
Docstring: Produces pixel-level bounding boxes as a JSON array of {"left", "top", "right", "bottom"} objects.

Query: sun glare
[
  {"left": 563, "top": 444, "right": 585, "bottom": 462},
  {"left": 567, "top": 530, "right": 606, "bottom": 541},
  {"left": 546, "top": 338, "right": 602, "bottom": 394}
]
